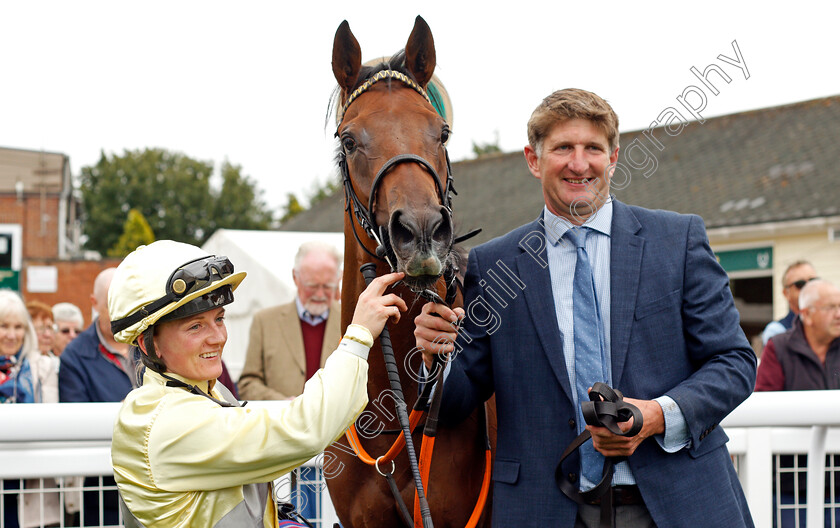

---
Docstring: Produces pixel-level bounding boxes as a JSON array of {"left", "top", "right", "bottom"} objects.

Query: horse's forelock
[
  {"left": 353, "top": 50, "right": 412, "bottom": 90},
  {"left": 326, "top": 50, "right": 410, "bottom": 134},
  {"left": 328, "top": 49, "right": 416, "bottom": 171}
]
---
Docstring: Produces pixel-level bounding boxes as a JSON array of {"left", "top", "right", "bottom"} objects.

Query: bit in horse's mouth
[{"left": 400, "top": 274, "right": 441, "bottom": 295}]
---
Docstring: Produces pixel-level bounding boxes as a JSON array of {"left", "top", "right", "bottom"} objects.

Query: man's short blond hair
[{"left": 527, "top": 88, "right": 620, "bottom": 155}]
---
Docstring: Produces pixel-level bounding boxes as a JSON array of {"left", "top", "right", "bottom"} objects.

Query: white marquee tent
[{"left": 201, "top": 229, "right": 344, "bottom": 380}]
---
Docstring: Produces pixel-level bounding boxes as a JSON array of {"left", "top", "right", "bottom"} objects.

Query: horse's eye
[
  {"left": 342, "top": 136, "right": 357, "bottom": 153},
  {"left": 440, "top": 127, "right": 451, "bottom": 144}
]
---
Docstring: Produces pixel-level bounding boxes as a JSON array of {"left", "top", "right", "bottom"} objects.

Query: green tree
[
  {"left": 279, "top": 193, "right": 305, "bottom": 224},
  {"left": 471, "top": 130, "right": 502, "bottom": 158},
  {"left": 471, "top": 140, "right": 501, "bottom": 158},
  {"left": 108, "top": 208, "right": 155, "bottom": 258},
  {"left": 208, "top": 161, "right": 274, "bottom": 234},
  {"left": 308, "top": 178, "right": 340, "bottom": 206},
  {"left": 80, "top": 148, "right": 273, "bottom": 253}
]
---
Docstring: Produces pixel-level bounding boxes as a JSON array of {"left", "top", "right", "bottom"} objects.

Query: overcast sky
[{"left": 2, "top": 1, "right": 838, "bottom": 212}]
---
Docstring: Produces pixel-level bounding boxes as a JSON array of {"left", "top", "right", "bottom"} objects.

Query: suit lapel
[
  {"left": 278, "top": 303, "right": 307, "bottom": 375},
  {"left": 609, "top": 201, "right": 644, "bottom": 385},
  {"left": 516, "top": 218, "right": 575, "bottom": 404}
]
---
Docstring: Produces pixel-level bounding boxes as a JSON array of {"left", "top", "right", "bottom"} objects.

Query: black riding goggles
[
  {"left": 111, "top": 255, "right": 234, "bottom": 335},
  {"left": 166, "top": 256, "right": 234, "bottom": 299}
]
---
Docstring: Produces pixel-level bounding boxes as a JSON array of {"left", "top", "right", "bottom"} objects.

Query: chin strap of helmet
[
  {"left": 160, "top": 372, "right": 236, "bottom": 408},
  {"left": 139, "top": 328, "right": 238, "bottom": 408},
  {"left": 141, "top": 330, "right": 167, "bottom": 373}
]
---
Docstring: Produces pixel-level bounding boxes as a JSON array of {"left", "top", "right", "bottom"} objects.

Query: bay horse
[{"left": 323, "top": 16, "right": 494, "bottom": 528}]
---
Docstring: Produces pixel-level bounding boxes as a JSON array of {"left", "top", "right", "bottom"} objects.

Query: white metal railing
[
  {"left": 0, "top": 401, "right": 338, "bottom": 528},
  {"left": 722, "top": 390, "right": 840, "bottom": 528},
  {"left": 4, "top": 392, "right": 840, "bottom": 527}
]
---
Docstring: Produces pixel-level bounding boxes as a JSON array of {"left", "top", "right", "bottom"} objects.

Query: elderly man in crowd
[
  {"left": 59, "top": 268, "right": 134, "bottom": 404},
  {"left": 756, "top": 279, "right": 840, "bottom": 390},
  {"left": 755, "top": 279, "right": 840, "bottom": 526},
  {"left": 238, "top": 240, "right": 342, "bottom": 400}
]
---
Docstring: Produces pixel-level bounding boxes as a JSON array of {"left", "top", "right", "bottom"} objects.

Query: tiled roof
[{"left": 280, "top": 95, "right": 840, "bottom": 247}]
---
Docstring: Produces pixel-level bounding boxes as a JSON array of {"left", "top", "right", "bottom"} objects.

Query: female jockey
[{"left": 109, "top": 240, "right": 405, "bottom": 527}]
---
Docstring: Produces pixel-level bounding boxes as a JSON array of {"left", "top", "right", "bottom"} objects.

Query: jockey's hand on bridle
[
  {"left": 352, "top": 272, "right": 407, "bottom": 339},
  {"left": 414, "top": 302, "right": 464, "bottom": 370}
]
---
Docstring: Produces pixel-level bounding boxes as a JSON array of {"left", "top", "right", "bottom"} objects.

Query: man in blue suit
[{"left": 415, "top": 88, "right": 756, "bottom": 527}]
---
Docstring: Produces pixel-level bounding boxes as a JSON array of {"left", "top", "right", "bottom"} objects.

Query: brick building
[{"left": 0, "top": 146, "right": 116, "bottom": 325}]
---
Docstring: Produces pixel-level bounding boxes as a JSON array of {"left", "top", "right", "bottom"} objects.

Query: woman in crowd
[
  {"left": 0, "top": 290, "right": 62, "bottom": 527},
  {"left": 1, "top": 291, "right": 43, "bottom": 404},
  {"left": 25, "top": 301, "right": 60, "bottom": 403},
  {"left": 26, "top": 301, "right": 56, "bottom": 356},
  {"left": 109, "top": 240, "right": 406, "bottom": 527},
  {"left": 51, "top": 302, "right": 84, "bottom": 355}
]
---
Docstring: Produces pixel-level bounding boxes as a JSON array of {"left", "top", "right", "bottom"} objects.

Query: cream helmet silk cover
[{"left": 108, "top": 240, "right": 246, "bottom": 345}]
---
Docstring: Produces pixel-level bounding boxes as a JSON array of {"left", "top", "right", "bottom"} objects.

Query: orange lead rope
[
  {"left": 414, "top": 436, "right": 435, "bottom": 528},
  {"left": 466, "top": 447, "right": 493, "bottom": 528},
  {"left": 346, "top": 266, "right": 492, "bottom": 526},
  {"left": 345, "top": 409, "right": 425, "bottom": 465},
  {"left": 344, "top": 404, "right": 492, "bottom": 527},
  {"left": 412, "top": 405, "right": 493, "bottom": 528}
]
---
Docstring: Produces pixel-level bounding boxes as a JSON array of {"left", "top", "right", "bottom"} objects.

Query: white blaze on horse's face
[{"left": 332, "top": 16, "right": 454, "bottom": 291}]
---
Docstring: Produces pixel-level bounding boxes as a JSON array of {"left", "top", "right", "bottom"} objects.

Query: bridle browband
[
  {"left": 337, "top": 69, "right": 432, "bottom": 122},
  {"left": 336, "top": 69, "right": 456, "bottom": 272}
]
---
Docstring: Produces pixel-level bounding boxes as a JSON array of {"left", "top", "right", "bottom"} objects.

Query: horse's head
[{"left": 332, "top": 16, "right": 455, "bottom": 294}]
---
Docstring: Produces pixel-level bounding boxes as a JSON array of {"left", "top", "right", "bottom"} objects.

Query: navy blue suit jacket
[
  {"left": 59, "top": 322, "right": 135, "bottom": 403},
  {"left": 441, "top": 200, "right": 756, "bottom": 526}
]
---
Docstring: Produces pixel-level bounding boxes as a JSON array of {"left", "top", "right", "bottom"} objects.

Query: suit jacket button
[
  {"left": 568, "top": 473, "right": 577, "bottom": 483},
  {"left": 569, "top": 419, "right": 576, "bottom": 429}
]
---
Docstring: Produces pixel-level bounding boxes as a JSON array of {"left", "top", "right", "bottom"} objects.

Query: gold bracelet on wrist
[
  {"left": 344, "top": 334, "right": 371, "bottom": 347},
  {"left": 344, "top": 324, "right": 374, "bottom": 347}
]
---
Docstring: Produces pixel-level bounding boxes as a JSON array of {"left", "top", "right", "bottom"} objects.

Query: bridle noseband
[
  {"left": 338, "top": 148, "right": 455, "bottom": 268},
  {"left": 336, "top": 69, "right": 456, "bottom": 274}
]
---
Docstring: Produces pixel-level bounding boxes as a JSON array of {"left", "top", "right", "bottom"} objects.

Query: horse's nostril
[
  {"left": 389, "top": 211, "right": 417, "bottom": 249},
  {"left": 431, "top": 207, "right": 453, "bottom": 246}
]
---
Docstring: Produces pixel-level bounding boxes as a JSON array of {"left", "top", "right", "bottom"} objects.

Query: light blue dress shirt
[{"left": 542, "top": 201, "right": 690, "bottom": 490}]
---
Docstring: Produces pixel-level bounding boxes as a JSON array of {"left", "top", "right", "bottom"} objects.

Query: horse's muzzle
[{"left": 388, "top": 206, "right": 453, "bottom": 279}]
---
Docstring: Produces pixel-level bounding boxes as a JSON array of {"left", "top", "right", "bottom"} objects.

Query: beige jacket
[{"left": 238, "top": 301, "right": 341, "bottom": 400}]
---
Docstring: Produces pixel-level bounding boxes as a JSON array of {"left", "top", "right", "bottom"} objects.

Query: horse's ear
[
  {"left": 332, "top": 20, "right": 362, "bottom": 95},
  {"left": 404, "top": 15, "right": 436, "bottom": 87}
]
